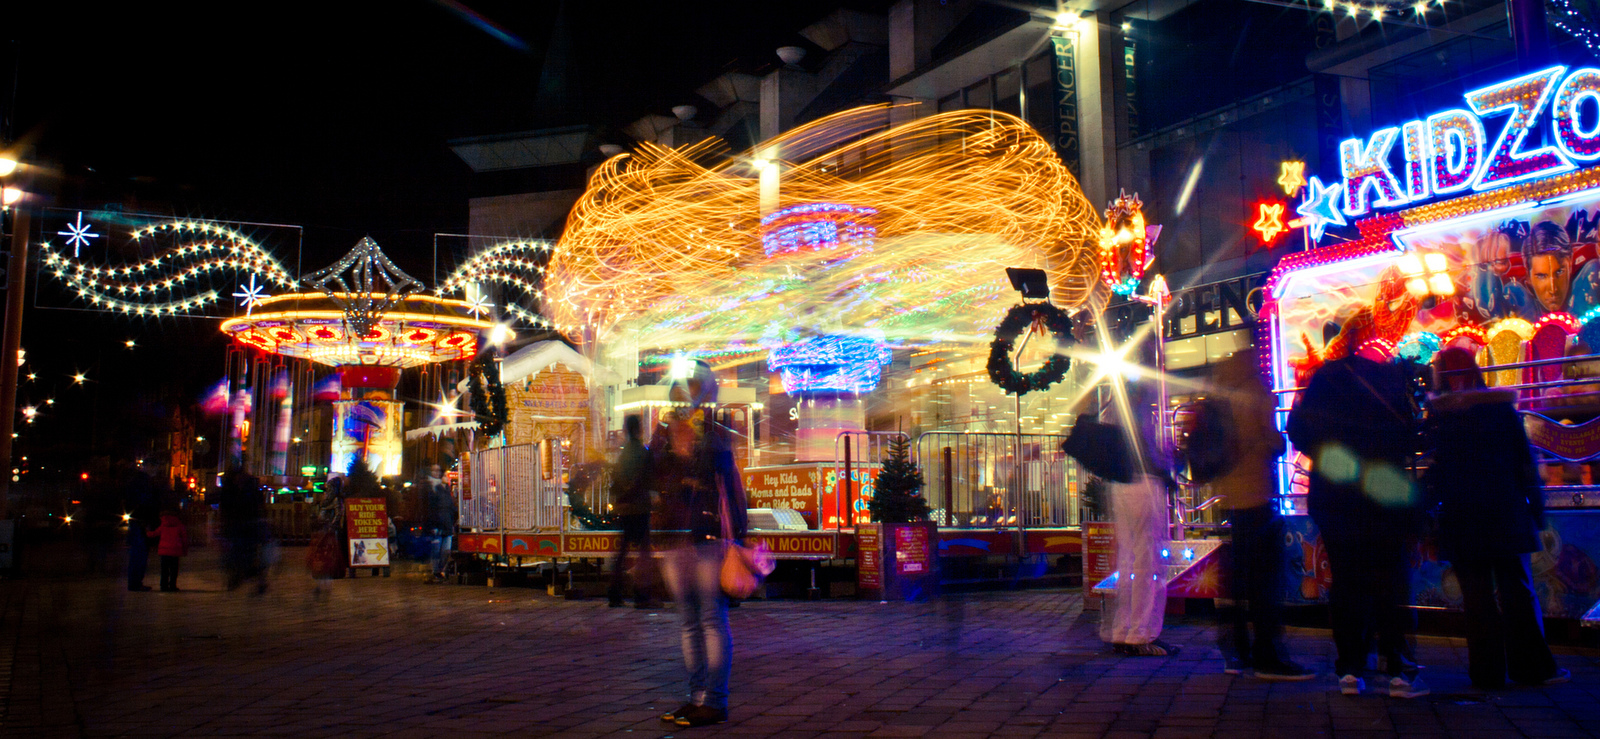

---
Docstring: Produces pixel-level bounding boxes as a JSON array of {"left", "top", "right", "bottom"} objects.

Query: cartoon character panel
[{"left": 1271, "top": 193, "right": 1600, "bottom": 497}]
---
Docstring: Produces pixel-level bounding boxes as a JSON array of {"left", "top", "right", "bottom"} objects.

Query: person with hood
[
  {"left": 1287, "top": 352, "right": 1427, "bottom": 697},
  {"left": 150, "top": 507, "right": 190, "bottom": 592},
  {"left": 609, "top": 414, "right": 658, "bottom": 608},
  {"left": 1424, "top": 348, "right": 1569, "bottom": 689},
  {"left": 1208, "top": 349, "right": 1313, "bottom": 680},
  {"left": 655, "top": 360, "right": 747, "bottom": 729}
]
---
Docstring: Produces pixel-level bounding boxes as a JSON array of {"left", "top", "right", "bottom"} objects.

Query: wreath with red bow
[{"left": 986, "top": 303, "right": 1075, "bottom": 395}]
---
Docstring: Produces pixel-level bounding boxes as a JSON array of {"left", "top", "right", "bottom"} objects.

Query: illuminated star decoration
[
  {"left": 465, "top": 292, "right": 494, "bottom": 317},
  {"left": 1294, "top": 176, "right": 1347, "bottom": 242},
  {"left": 1277, "top": 161, "right": 1307, "bottom": 197},
  {"left": 1254, "top": 202, "right": 1287, "bottom": 243},
  {"left": 56, "top": 212, "right": 101, "bottom": 258},
  {"left": 71, "top": 372, "right": 87, "bottom": 384},
  {"left": 232, "top": 274, "right": 268, "bottom": 316}
]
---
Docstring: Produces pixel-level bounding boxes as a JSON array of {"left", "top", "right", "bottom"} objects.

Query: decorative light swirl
[
  {"left": 40, "top": 219, "right": 295, "bottom": 316},
  {"left": 548, "top": 104, "right": 1102, "bottom": 337}
]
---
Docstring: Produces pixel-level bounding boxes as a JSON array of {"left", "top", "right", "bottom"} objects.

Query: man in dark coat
[
  {"left": 424, "top": 465, "right": 458, "bottom": 582},
  {"left": 217, "top": 466, "right": 268, "bottom": 593},
  {"left": 121, "top": 461, "right": 159, "bottom": 591},
  {"left": 1286, "top": 354, "right": 1427, "bottom": 697},
  {"left": 1424, "top": 347, "right": 1567, "bottom": 688},
  {"left": 608, "top": 414, "right": 657, "bottom": 608}
]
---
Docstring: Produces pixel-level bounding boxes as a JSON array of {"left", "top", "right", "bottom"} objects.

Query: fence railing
[
  {"left": 463, "top": 443, "right": 564, "bottom": 532},
  {"left": 913, "top": 432, "right": 1079, "bottom": 529},
  {"left": 830, "top": 430, "right": 908, "bottom": 529}
]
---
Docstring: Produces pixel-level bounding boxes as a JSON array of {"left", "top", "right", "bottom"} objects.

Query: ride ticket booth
[{"left": 1263, "top": 64, "right": 1600, "bottom": 620}]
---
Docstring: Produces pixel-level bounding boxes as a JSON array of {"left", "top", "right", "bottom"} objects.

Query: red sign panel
[
  {"left": 857, "top": 525, "right": 882, "bottom": 591},
  {"left": 1084, "top": 521, "right": 1116, "bottom": 587},
  {"left": 894, "top": 524, "right": 932, "bottom": 575}
]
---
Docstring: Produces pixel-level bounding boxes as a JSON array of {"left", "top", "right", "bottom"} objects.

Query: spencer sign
[{"left": 1298, "top": 65, "right": 1600, "bottom": 239}]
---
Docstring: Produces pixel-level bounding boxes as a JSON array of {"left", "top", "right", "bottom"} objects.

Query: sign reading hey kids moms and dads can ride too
[
  {"left": 1291, "top": 65, "right": 1600, "bottom": 244},
  {"left": 740, "top": 463, "right": 878, "bottom": 529}
]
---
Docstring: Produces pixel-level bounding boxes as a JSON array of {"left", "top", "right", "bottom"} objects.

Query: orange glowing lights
[
  {"left": 546, "top": 104, "right": 1102, "bottom": 335},
  {"left": 1277, "top": 161, "right": 1307, "bottom": 197},
  {"left": 1254, "top": 202, "right": 1288, "bottom": 243}
]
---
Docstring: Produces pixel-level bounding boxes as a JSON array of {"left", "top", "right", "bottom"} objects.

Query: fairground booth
[{"left": 1265, "top": 65, "right": 1600, "bottom": 622}]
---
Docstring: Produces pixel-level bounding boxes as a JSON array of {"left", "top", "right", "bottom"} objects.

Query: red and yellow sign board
[
  {"left": 857, "top": 526, "right": 881, "bottom": 591},
  {"left": 344, "top": 497, "right": 389, "bottom": 567},
  {"left": 742, "top": 464, "right": 822, "bottom": 525},
  {"left": 1083, "top": 521, "right": 1116, "bottom": 587}
]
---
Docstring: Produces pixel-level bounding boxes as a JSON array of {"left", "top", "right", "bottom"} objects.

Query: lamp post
[{"left": 0, "top": 156, "right": 27, "bottom": 520}]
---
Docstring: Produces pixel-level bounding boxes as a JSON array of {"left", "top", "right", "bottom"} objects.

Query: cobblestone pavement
[{"left": 2, "top": 543, "right": 1599, "bottom": 739}]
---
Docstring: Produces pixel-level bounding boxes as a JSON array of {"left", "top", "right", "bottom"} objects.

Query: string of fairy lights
[
  {"left": 547, "top": 104, "right": 1103, "bottom": 341},
  {"left": 40, "top": 220, "right": 297, "bottom": 317}
]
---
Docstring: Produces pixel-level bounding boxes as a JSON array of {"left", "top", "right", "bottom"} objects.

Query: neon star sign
[
  {"left": 1296, "top": 65, "right": 1600, "bottom": 243},
  {"left": 1277, "top": 161, "right": 1306, "bottom": 197},
  {"left": 1253, "top": 202, "right": 1287, "bottom": 243}
]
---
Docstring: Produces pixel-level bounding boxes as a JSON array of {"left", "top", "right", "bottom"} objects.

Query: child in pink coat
[{"left": 149, "top": 510, "right": 189, "bottom": 592}]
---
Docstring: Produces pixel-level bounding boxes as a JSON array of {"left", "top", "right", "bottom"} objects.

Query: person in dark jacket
[
  {"left": 121, "top": 462, "right": 159, "bottom": 592},
  {"left": 609, "top": 414, "right": 657, "bottom": 608},
  {"left": 424, "top": 465, "right": 458, "bottom": 583},
  {"left": 1424, "top": 348, "right": 1569, "bottom": 688},
  {"left": 1286, "top": 354, "right": 1428, "bottom": 698},
  {"left": 656, "top": 360, "right": 747, "bottom": 729},
  {"left": 217, "top": 466, "right": 268, "bottom": 593}
]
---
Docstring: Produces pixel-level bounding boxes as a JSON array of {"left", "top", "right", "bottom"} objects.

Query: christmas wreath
[
  {"left": 986, "top": 302, "right": 1075, "bottom": 395},
  {"left": 467, "top": 354, "right": 509, "bottom": 437},
  {"left": 564, "top": 461, "right": 618, "bottom": 530}
]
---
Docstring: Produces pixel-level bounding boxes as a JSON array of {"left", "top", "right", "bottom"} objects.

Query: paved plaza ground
[{"left": 2, "top": 542, "right": 1599, "bottom": 739}]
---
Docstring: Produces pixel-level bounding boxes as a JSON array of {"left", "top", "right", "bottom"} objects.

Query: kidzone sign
[{"left": 1298, "top": 66, "right": 1600, "bottom": 241}]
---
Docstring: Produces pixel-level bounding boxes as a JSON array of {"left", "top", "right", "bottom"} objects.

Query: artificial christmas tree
[
  {"left": 868, "top": 434, "right": 929, "bottom": 523},
  {"left": 859, "top": 433, "right": 936, "bottom": 601}
]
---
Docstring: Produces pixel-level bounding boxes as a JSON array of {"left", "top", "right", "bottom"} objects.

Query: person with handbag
[
  {"left": 1423, "top": 348, "right": 1569, "bottom": 689},
  {"left": 656, "top": 360, "right": 749, "bottom": 729}
]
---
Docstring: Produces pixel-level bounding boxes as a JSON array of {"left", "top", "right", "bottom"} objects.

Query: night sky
[{"left": 1, "top": 0, "right": 851, "bottom": 472}]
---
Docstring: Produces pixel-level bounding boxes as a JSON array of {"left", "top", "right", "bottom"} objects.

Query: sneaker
[
  {"left": 660, "top": 703, "right": 695, "bottom": 722},
  {"left": 1542, "top": 668, "right": 1572, "bottom": 685},
  {"left": 1339, "top": 674, "right": 1365, "bottom": 695},
  {"left": 1223, "top": 656, "right": 1249, "bottom": 675},
  {"left": 674, "top": 705, "right": 728, "bottom": 727},
  {"left": 1254, "top": 661, "right": 1316, "bottom": 682},
  {"left": 1123, "top": 639, "right": 1180, "bottom": 656},
  {"left": 1387, "top": 673, "right": 1430, "bottom": 699}
]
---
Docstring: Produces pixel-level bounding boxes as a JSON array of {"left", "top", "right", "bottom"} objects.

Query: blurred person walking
[
  {"left": 1063, "top": 380, "right": 1178, "bottom": 656},
  {"left": 656, "top": 361, "right": 747, "bottom": 728},
  {"left": 307, "top": 474, "right": 345, "bottom": 595},
  {"left": 1287, "top": 354, "right": 1427, "bottom": 697},
  {"left": 1196, "top": 350, "right": 1312, "bottom": 679},
  {"left": 217, "top": 465, "right": 269, "bottom": 594},
  {"left": 423, "top": 464, "right": 457, "bottom": 583},
  {"left": 121, "top": 460, "right": 159, "bottom": 592},
  {"left": 150, "top": 507, "right": 190, "bottom": 592},
  {"left": 609, "top": 414, "right": 657, "bottom": 608},
  {"left": 1424, "top": 348, "right": 1569, "bottom": 688}
]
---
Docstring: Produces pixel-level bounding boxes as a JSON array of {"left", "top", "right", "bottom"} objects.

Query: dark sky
[
  {"left": 1, "top": 0, "right": 849, "bottom": 471},
  {"left": 7, "top": 0, "right": 848, "bottom": 271}
]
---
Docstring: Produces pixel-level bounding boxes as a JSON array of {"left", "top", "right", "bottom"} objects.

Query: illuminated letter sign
[
  {"left": 1401, "top": 120, "right": 1430, "bottom": 201},
  {"left": 1298, "top": 66, "right": 1600, "bottom": 241},
  {"left": 1426, "top": 109, "right": 1485, "bottom": 194},
  {"left": 1341, "top": 128, "right": 1407, "bottom": 216},
  {"left": 1465, "top": 65, "right": 1573, "bottom": 189},
  {"left": 1554, "top": 68, "right": 1600, "bottom": 162}
]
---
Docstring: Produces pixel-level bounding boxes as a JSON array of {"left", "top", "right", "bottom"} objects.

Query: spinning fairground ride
[
  {"left": 1260, "top": 64, "right": 1600, "bottom": 622},
  {"left": 34, "top": 215, "right": 498, "bottom": 502},
  {"left": 440, "top": 104, "right": 1214, "bottom": 592}
]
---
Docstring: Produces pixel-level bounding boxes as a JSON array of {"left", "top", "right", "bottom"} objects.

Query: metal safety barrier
[{"left": 912, "top": 431, "right": 1079, "bottom": 529}]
